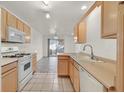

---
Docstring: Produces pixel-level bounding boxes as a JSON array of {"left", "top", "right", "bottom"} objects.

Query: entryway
[{"left": 48, "top": 39, "right": 64, "bottom": 57}]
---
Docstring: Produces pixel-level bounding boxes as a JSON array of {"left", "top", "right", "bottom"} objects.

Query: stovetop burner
[
  {"left": 2, "top": 53, "right": 31, "bottom": 58},
  {"left": 16, "top": 53, "right": 31, "bottom": 56},
  {"left": 3, "top": 55, "right": 23, "bottom": 58}
]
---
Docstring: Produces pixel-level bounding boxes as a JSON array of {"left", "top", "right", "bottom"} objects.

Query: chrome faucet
[{"left": 83, "top": 44, "right": 95, "bottom": 60}]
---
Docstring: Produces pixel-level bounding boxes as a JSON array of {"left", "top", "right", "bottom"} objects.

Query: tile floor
[
  {"left": 36, "top": 57, "right": 57, "bottom": 73},
  {"left": 21, "top": 57, "right": 74, "bottom": 92}
]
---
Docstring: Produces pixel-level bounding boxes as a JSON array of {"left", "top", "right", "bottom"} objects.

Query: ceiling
[{"left": 0, "top": 1, "right": 94, "bottom": 36}]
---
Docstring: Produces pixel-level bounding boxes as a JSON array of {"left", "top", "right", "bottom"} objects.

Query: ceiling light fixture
[
  {"left": 42, "top": 1, "right": 49, "bottom": 6},
  {"left": 81, "top": 5, "right": 87, "bottom": 10},
  {"left": 46, "top": 13, "right": 50, "bottom": 19}
]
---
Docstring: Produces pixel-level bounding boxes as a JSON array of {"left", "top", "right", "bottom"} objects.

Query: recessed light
[
  {"left": 46, "top": 13, "right": 50, "bottom": 19},
  {"left": 81, "top": 5, "right": 87, "bottom": 10}
]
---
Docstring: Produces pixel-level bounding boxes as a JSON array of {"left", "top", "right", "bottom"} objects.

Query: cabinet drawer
[
  {"left": 2, "top": 67, "right": 17, "bottom": 92},
  {"left": 58, "top": 56, "right": 69, "bottom": 60},
  {"left": 2, "top": 62, "right": 17, "bottom": 74},
  {"left": 58, "top": 60, "right": 69, "bottom": 76}
]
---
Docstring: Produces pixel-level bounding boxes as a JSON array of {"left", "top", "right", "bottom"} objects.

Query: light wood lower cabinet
[
  {"left": 58, "top": 55, "right": 69, "bottom": 76},
  {"left": 58, "top": 55, "right": 80, "bottom": 91},
  {"left": 73, "top": 63, "right": 80, "bottom": 92},
  {"left": 58, "top": 60, "right": 68, "bottom": 76},
  {"left": 69, "top": 58, "right": 74, "bottom": 84},
  {"left": 2, "top": 62, "right": 18, "bottom": 92},
  {"left": 32, "top": 53, "right": 37, "bottom": 73}
]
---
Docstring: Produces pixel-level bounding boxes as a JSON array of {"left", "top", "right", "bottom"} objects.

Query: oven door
[{"left": 19, "top": 60, "right": 32, "bottom": 82}]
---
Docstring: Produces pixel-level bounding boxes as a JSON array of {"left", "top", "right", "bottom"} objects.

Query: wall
[
  {"left": 1, "top": 28, "right": 43, "bottom": 61},
  {"left": 64, "top": 35, "right": 75, "bottom": 53},
  {"left": 42, "top": 34, "right": 75, "bottom": 57},
  {"left": 75, "top": 6, "right": 117, "bottom": 60}
]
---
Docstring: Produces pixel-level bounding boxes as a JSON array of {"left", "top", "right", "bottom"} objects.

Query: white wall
[
  {"left": 75, "top": 6, "right": 117, "bottom": 60},
  {"left": 2, "top": 28, "right": 43, "bottom": 61},
  {"left": 64, "top": 35, "right": 75, "bottom": 53},
  {"left": 42, "top": 35, "right": 48, "bottom": 57}
]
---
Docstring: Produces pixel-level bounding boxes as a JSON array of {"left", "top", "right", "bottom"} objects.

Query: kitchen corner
[{"left": 57, "top": 52, "right": 116, "bottom": 91}]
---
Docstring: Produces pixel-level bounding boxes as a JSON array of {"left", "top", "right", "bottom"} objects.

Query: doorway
[{"left": 48, "top": 39, "right": 64, "bottom": 57}]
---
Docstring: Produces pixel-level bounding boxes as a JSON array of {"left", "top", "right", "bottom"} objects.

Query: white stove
[
  {"left": 18, "top": 54, "right": 32, "bottom": 91},
  {"left": 1, "top": 47, "right": 33, "bottom": 91}
]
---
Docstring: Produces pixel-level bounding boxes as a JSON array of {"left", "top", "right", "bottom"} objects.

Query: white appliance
[
  {"left": 18, "top": 55, "right": 32, "bottom": 91},
  {"left": 1, "top": 47, "right": 33, "bottom": 91},
  {"left": 8, "top": 26, "right": 25, "bottom": 43},
  {"left": 79, "top": 67, "right": 106, "bottom": 92}
]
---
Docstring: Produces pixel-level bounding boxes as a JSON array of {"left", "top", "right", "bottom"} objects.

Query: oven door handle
[{"left": 20, "top": 61, "right": 31, "bottom": 65}]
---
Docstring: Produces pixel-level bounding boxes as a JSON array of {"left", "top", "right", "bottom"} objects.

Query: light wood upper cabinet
[
  {"left": 78, "top": 20, "right": 86, "bottom": 43},
  {"left": 23, "top": 23, "right": 31, "bottom": 43},
  {"left": 7, "top": 12, "right": 17, "bottom": 28},
  {"left": 74, "top": 20, "right": 86, "bottom": 43},
  {"left": 2, "top": 62, "right": 18, "bottom": 92},
  {"left": 1, "top": 8, "right": 31, "bottom": 43},
  {"left": 101, "top": 1, "right": 119, "bottom": 38},
  {"left": 74, "top": 25, "right": 78, "bottom": 43},
  {"left": 16, "top": 19, "right": 23, "bottom": 31},
  {"left": 1, "top": 8, "right": 7, "bottom": 41}
]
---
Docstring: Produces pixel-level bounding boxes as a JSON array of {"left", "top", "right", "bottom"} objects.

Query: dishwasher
[{"left": 79, "top": 67, "right": 107, "bottom": 92}]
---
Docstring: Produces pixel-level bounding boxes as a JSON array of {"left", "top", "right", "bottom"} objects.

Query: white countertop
[
  {"left": 69, "top": 53, "right": 116, "bottom": 90},
  {"left": 0, "top": 58, "right": 18, "bottom": 66}
]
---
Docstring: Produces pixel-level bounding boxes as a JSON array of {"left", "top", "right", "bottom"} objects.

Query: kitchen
[{"left": 0, "top": 1, "right": 124, "bottom": 92}]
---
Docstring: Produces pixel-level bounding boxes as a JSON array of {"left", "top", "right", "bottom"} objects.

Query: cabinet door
[
  {"left": 2, "top": 68, "right": 17, "bottom": 92},
  {"left": 74, "top": 20, "right": 86, "bottom": 43},
  {"left": 101, "top": 1, "right": 118, "bottom": 38},
  {"left": 7, "top": 12, "right": 17, "bottom": 28},
  {"left": 69, "top": 60, "right": 74, "bottom": 84},
  {"left": 23, "top": 24, "right": 31, "bottom": 43},
  {"left": 32, "top": 54, "right": 37, "bottom": 73},
  {"left": 58, "top": 60, "right": 68, "bottom": 76},
  {"left": 1, "top": 8, "right": 7, "bottom": 41},
  {"left": 78, "top": 20, "right": 86, "bottom": 43},
  {"left": 74, "top": 25, "right": 78, "bottom": 43},
  {"left": 17, "top": 19, "right": 23, "bottom": 31},
  {"left": 73, "top": 66, "right": 80, "bottom": 92}
]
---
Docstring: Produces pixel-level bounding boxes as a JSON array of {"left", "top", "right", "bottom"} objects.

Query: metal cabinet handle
[{"left": 80, "top": 68, "right": 84, "bottom": 71}]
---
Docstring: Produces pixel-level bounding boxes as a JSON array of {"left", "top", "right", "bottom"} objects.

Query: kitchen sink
[
  {"left": 70, "top": 53, "right": 104, "bottom": 63},
  {"left": 78, "top": 56, "right": 104, "bottom": 63}
]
